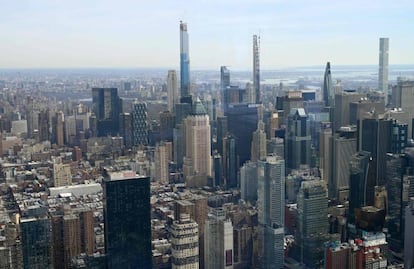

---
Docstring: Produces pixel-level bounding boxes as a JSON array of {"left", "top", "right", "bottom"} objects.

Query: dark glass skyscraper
[
  {"left": 21, "top": 217, "right": 51, "bottom": 269},
  {"left": 91, "top": 87, "right": 120, "bottom": 136},
  {"left": 104, "top": 173, "right": 152, "bottom": 269},
  {"left": 286, "top": 108, "right": 311, "bottom": 171},
  {"left": 180, "top": 21, "right": 190, "bottom": 100}
]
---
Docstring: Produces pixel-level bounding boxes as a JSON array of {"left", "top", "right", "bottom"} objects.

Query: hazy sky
[{"left": 1, "top": 0, "right": 414, "bottom": 69}]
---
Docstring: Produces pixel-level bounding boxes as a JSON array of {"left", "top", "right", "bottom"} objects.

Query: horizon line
[{"left": 1, "top": 63, "right": 414, "bottom": 71}]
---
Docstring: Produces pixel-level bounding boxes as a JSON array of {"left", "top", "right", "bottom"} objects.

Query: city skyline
[{"left": 1, "top": 0, "right": 414, "bottom": 69}]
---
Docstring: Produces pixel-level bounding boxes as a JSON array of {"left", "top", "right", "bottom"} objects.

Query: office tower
[
  {"left": 167, "top": 70, "right": 179, "bottom": 112},
  {"left": 180, "top": 21, "right": 191, "bottom": 100},
  {"left": 173, "top": 125, "right": 185, "bottom": 168},
  {"left": 240, "top": 161, "right": 258, "bottom": 202},
  {"left": 319, "top": 122, "right": 332, "bottom": 185},
  {"left": 225, "top": 104, "right": 259, "bottom": 166},
  {"left": 221, "top": 66, "right": 231, "bottom": 112},
  {"left": 213, "top": 153, "right": 223, "bottom": 186},
  {"left": 297, "top": 180, "right": 328, "bottom": 267},
  {"left": 333, "top": 91, "right": 365, "bottom": 132},
  {"left": 330, "top": 126, "right": 357, "bottom": 200},
  {"left": 257, "top": 155, "right": 285, "bottom": 227},
  {"left": 349, "top": 99, "right": 385, "bottom": 126},
  {"left": 348, "top": 151, "right": 373, "bottom": 224},
  {"left": 404, "top": 198, "right": 414, "bottom": 269},
  {"left": 358, "top": 115, "right": 393, "bottom": 186},
  {"left": 26, "top": 96, "right": 34, "bottom": 138},
  {"left": 38, "top": 109, "right": 50, "bottom": 142},
  {"left": 386, "top": 153, "right": 405, "bottom": 253},
  {"left": 159, "top": 111, "right": 175, "bottom": 141},
  {"left": 253, "top": 34, "right": 260, "bottom": 104},
  {"left": 323, "top": 62, "right": 333, "bottom": 107},
  {"left": 257, "top": 155, "right": 285, "bottom": 269},
  {"left": 386, "top": 149, "right": 414, "bottom": 255},
  {"left": 183, "top": 99, "right": 212, "bottom": 187},
  {"left": 251, "top": 106, "right": 267, "bottom": 162},
  {"left": 54, "top": 111, "right": 64, "bottom": 146},
  {"left": 204, "top": 208, "right": 234, "bottom": 269},
  {"left": 378, "top": 38, "right": 389, "bottom": 102},
  {"left": 223, "top": 134, "right": 237, "bottom": 189},
  {"left": 286, "top": 108, "right": 311, "bottom": 171},
  {"left": 280, "top": 90, "right": 304, "bottom": 119},
  {"left": 217, "top": 116, "right": 228, "bottom": 155},
  {"left": 104, "top": 173, "right": 151, "bottom": 269},
  {"left": 391, "top": 120, "right": 408, "bottom": 154},
  {"left": 21, "top": 217, "right": 51, "bottom": 269},
  {"left": 392, "top": 79, "right": 414, "bottom": 138},
  {"left": 131, "top": 101, "right": 148, "bottom": 146},
  {"left": 170, "top": 214, "right": 199, "bottom": 269},
  {"left": 266, "top": 111, "right": 279, "bottom": 139},
  {"left": 155, "top": 142, "right": 169, "bottom": 184},
  {"left": 119, "top": 113, "right": 132, "bottom": 149},
  {"left": 91, "top": 87, "right": 120, "bottom": 136},
  {"left": 53, "top": 157, "right": 72, "bottom": 187}
]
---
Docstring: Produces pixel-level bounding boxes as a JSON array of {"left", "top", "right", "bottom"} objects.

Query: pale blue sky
[{"left": 1, "top": 0, "right": 413, "bottom": 69}]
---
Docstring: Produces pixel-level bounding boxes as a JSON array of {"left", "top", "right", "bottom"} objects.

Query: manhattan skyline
[{"left": 1, "top": 0, "right": 414, "bottom": 69}]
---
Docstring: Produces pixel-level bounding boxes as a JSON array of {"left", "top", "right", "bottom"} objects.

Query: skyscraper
[
  {"left": 323, "top": 62, "right": 333, "bottom": 107},
  {"left": 91, "top": 87, "right": 120, "bottom": 136},
  {"left": 286, "top": 108, "right": 311, "bottom": 171},
  {"left": 221, "top": 66, "right": 231, "bottom": 112},
  {"left": 297, "top": 180, "right": 329, "bottom": 268},
  {"left": 404, "top": 198, "right": 414, "bottom": 269},
  {"left": 183, "top": 98, "right": 212, "bottom": 187},
  {"left": 253, "top": 35, "right": 260, "bottom": 104},
  {"left": 391, "top": 79, "right": 414, "bottom": 138},
  {"left": 104, "top": 172, "right": 152, "bottom": 269},
  {"left": 257, "top": 155, "right": 285, "bottom": 269},
  {"left": 180, "top": 21, "right": 191, "bottom": 100},
  {"left": 170, "top": 214, "right": 199, "bottom": 269},
  {"left": 348, "top": 151, "right": 374, "bottom": 224},
  {"left": 330, "top": 126, "right": 357, "bottom": 200},
  {"left": 167, "top": 70, "right": 179, "bottom": 112},
  {"left": 250, "top": 106, "right": 267, "bottom": 162},
  {"left": 131, "top": 101, "right": 148, "bottom": 146},
  {"left": 378, "top": 38, "right": 389, "bottom": 103},
  {"left": 204, "top": 208, "right": 234, "bottom": 269},
  {"left": 21, "top": 217, "right": 52, "bottom": 269}
]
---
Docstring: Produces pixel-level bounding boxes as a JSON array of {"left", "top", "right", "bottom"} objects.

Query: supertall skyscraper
[
  {"left": 104, "top": 172, "right": 152, "bottom": 269},
  {"left": 180, "top": 21, "right": 191, "bottom": 100},
  {"left": 253, "top": 35, "right": 260, "bottom": 104},
  {"left": 323, "top": 62, "right": 333, "bottom": 107},
  {"left": 221, "top": 66, "right": 230, "bottom": 112},
  {"left": 378, "top": 37, "right": 389, "bottom": 102}
]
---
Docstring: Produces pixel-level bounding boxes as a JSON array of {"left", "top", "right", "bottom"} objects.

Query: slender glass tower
[
  {"left": 379, "top": 37, "right": 389, "bottom": 103},
  {"left": 180, "top": 21, "right": 190, "bottom": 100},
  {"left": 323, "top": 62, "right": 333, "bottom": 107},
  {"left": 253, "top": 34, "right": 260, "bottom": 104}
]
